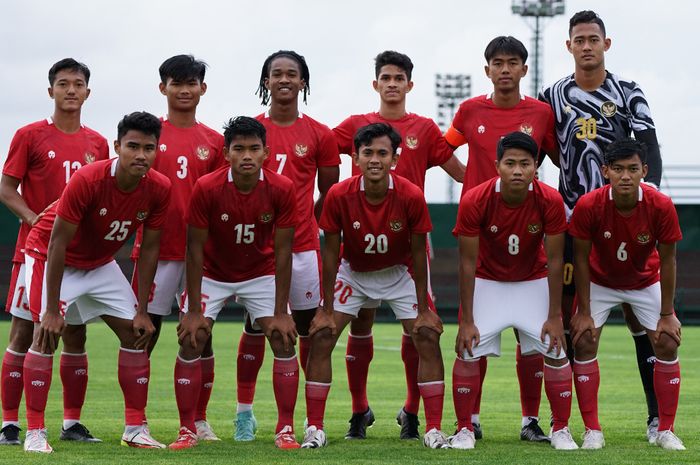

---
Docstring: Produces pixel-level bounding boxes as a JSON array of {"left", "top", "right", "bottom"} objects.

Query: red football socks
[
  {"left": 237, "top": 332, "right": 265, "bottom": 405},
  {"left": 400, "top": 333, "right": 420, "bottom": 414},
  {"left": 1, "top": 349, "right": 25, "bottom": 423},
  {"left": 273, "top": 356, "right": 299, "bottom": 433},
  {"left": 452, "top": 357, "right": 481, "bottom": 431},
  {"left": 196, "top": 355, "right": 215, "bottom": 421},
  {"left": 573, "top": 358, "right": 601, "bottom": 431},
  {"left": 305, "top": 381, "right": 331, "bottom": 430},
  {"left": 118, "top": 348, "right": 149, "bottom": 426},
  {"left": 418, "top": 381, "right": 444, "bottom": 432},
  {"left": 516, "top": 345, "right": 544, "bottom": 418},
  {"left": 346, "top": 333, "right": 373, "bottom": 414},
  {"left": 654, "top": 358, "right": 681, "bottom": 431},
  {"left": 23, "top": 350, "right": 52, "bottom": 430},
  {"left": 174, "top": 356, "right": 201, "bottom": 432},
  {"left": 60, "top": 352, "right": 88, "bottom": 422},
  {"left": 544, "top": 362, "right": 573, "bottom": 431}
]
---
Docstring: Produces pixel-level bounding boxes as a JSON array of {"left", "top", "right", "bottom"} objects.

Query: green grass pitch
[{"left": 0, "top": 321, "right": 697, "bottom": 464}]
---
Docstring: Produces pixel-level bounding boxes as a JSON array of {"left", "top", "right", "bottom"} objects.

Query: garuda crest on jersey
[
  {"left": 527, "top": 223, "right": 542, "bottom": 234},
  {"left": 637, "top": 231, "right": 651, "bottom": 244},
  {"left": 84, "top": 152, "right": 96, "bottom": 163},
  {"left": 196, "top": 146, "right": 210, "bottom": 160},
  {"left": 389, "top": 219, "right": 403, "bottom": 232},
  {"left": 601, "top": 101, "right": 617, "bottom": 117},
  {"left": 520, "top": 124, "right": 533, "bottom": 136},
  {"left": 405, "top": 136, "right": 419, "bottom": 150},
  {"left": 259, "top": 212, "right": 273, "bottom": 223},
  {"left": 294, "top": 144, "right": 308, "bottom": 157},
  {"left": 136, "top": 210, "right": 149, "bottom": 221}
]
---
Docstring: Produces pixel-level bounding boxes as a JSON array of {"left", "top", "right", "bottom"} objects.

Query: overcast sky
[{"left": 1, "top": 0, "right": 697, "bottom": 202}]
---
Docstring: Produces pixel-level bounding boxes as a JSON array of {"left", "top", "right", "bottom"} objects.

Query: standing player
[
  {"left": 451, "top": 132, "right": 576, "bottom": 451},
  {"left": 568, "top": 138, "right": 683, "bottom": 450},
  {"left": 301, "top": 123, "right": 449, "bottom": 450},
  {"left": 540, "top": 10, "right": 664, "bottom": 439},
  {"left": 171, "top": 117, "right": 300, "bottom": 450},
  {"left": 232, "top": 50, "right": 340, "bottom": 441},
  {"left": 443, "top": 36, "right": 557, "bottom": 441},
  {"left": 0, "top": 58, "right": 109, "bottom": 445},
  {"left": 332, "top": 50, "right": 463, "bottom": 440},
  {"left": 130, "top": 55, "right": 225, "bottom": 441},
  {"left": 20, "top": 112, "right": 170, "bottom": 452}
]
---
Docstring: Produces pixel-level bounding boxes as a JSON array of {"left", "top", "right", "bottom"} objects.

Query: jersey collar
[
  {"left": 360, "top": 174, "right": 394, "bottom": 191},
  {"left": 228, "top": 168, "right": 264, "bottom": 182},
  {"left": 495, "top": 178, "right": 533, "bottom": 192},
  {"left": 608, "top": 185, "right": 643, "bottom": 201},
  {"left": 264, "top": 110, "right": 304, "bottom": 119},
  {"left": 110, "top": 158, "right": 118, "bottom": 177},
  {"left": 487, "top": 93, "right": 525, "bottom": 101},
  {"left": 47, "top": 116, "right": 84, "bottom": 128}
]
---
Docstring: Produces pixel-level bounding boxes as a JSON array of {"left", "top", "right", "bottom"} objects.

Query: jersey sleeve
[
  {"left": 317, "top": 125, "right": 341, "bottom": 167},
  {"left": 568, "top": 198, "right": 594, "bottom": 240},
  {"left": 332, "top": 117, "right": 357, "bottom": 155},
  {"left": 655, "top": 195, "right": 683, "bottom": 244},
  {"left": 444, "top": 104, "right": 468, "bottom": 148},
  {"left": 145, "top": 182, "right": 171, "bottom": 230},
  {"left": 97, "top": 137, "right": 110, "bottom": 161},
  {"left": 453, "top": 190, "right": 483, "bottom": 237},
  {"left": 56, "top": 171, "right": 92, "bottom": 225},
  {"left": 541, "top": 106, "right": 558, "bottom": 155},
  {"left": 3, "top": 128, "right": 31, "bottom": 179},
  {"left": 210, "top": 134, "right": 228, "bottom": 170},
  {"left": 543, "top": 189, "right": 568, "bottom": 235},
  {"left": 625, "top": 81, "right": 656, "bottom": 132},
  {"left": 186, "top": 180, "right": 211, "bottom": 230},
  {"left": 406, "top": 189, "right": 432, "bottom": 234},
  {"left": 275, "top": 183, "right": 297, "bottom": 229},
  {"left": 426, "top": 121, "right": 454, "bottom": 168},
  {"left": 318, "top": 186, "right": 341, "bottom": 233}
]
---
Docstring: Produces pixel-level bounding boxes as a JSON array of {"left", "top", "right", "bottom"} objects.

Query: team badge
[
  {"left": 604, "top": 231, "right": 612, "bottom": 239},
  {"left": 159, "top": 144, "right": 167, "bottom": 152},
  {"left": 99, "top": 208, "right": 107, "bottom": 216},
  {"left": 259, "top": 212, "right": 273, "bottom": 223},
  {"left": 601, "top": 101, "right": 617, "bottom": 117},
  {"left": 305, "top": 291, "right": 313, "bottom": 300},
  {"left": 637, "top": 231, "right": 651, "bottom": 244},
  {"left": 490, "top": 225, "right": 498, "bottom": 233},
  {"left": 48, "top": 150, "right": 56, "bottom": 159},
  {"left": 405, "top": 136, "right": 419, "bottom": 150},
  {"left": 136, "top": 211, "right": 148, "bottom": 221},
  {"left": 389, "top": 220, "right": 403, "bottom": 232},
  {"left": 84, "top": 152, "right": 96, "bottom": 163},
  {"left": 294, "top": 144, "right": 308, "bottom": 157},
  {"left": 478, "top": 125, "right": 486, "bottom": 134},
  {"left": 221, "top": 213, "right": 229, "bottom": 222},
  {"left": 196, "top": 145, "right": 210, "bottom": 160},
  {"left": 520, "top": 124, "right": 533, "bottom": 136},
  {"left": 353, "top": 221, "right": 361, "bottom": 230},
  {"left": 527, "top": 223, "right": 542, "bottom": 234}
]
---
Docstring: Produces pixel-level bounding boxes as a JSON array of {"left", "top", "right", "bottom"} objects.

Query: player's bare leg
[
  {"left": 572, "top": 326, "right": 605, "bottom": 449},
  {"left": 302, "top": 311, "right": 354, "bottom": 448},
  {"left": 561, "top": 293, "right": 575, "bottom": 362},
  {"left": 145, "top": 313, "right": 162, "bottom": 356},
  {"left": 345, "top": 307, "right": 376, "bottom": 440},
  {"left": 622, "top": 303, "right": 659, "bottom": 440},
  {"left": 292, "top": 307, "right": 316, "bottom": 375},
  {"left": 1, "top": 317, "right": 34, "bottom": 445},
  {"left": 512, "top": 328, "right": 547, "bottom": 442}
]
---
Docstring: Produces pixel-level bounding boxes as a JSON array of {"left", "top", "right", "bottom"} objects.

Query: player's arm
[
  {"left": 310, "top": 231, "right": 340, "bottom": 337},
  {"left": 314, "top": 166, "right": 339, "bottom": 221},
  {"left": 655, "top": 241, "right": 681, "bottom": 346},
  {"left": 266, "top": 225, "right": 297, "bottom": 350},
  {"left": 0, "top": 174, "right": 37, "bottom": 225},
  {"left": 539, "top": 147, "right": 560, "bottom": 168},
  {"left": 542, "top": 233, "right": 566, "bottom": 354},
  {"left": 440, "top": 155, "right": 465, "bottom": 183},
  {"left": 178, "top": 225, "right": 211, "bottom": 348},
  {"left": 635, "top": 129, "right": 662, "bottom": 188},
  {"left": 456, "top": 235, "right": 479, "bottom": 357},
  {"left": 40, "top": 217, "right": 78, "bottom": 352},
  {"left": 571, "top": 237, "right": 595, "bottom": 346},
  {"left": 132, "top": 227, "right": 161, "bottom": 349}
]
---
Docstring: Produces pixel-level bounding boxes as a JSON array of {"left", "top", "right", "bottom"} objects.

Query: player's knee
[
  {"left": 268, "top": 331, "right": 296, "bottom": 358},
  {"left": 653, "top": 333, "right": 679, "bottom": 360},
  {"left": 350, "top": 308, "right": 375, "bottom": 335},
  {"left": 62, "top": 324, "right": 87, "bottom": 352},
  {"left": 8, "top": 319, "right": 34, "bottom": 352},
  {"left": 574, "top": 333, "right": 596, "bottom": 360},
  {"left": 413, "top": 326, "right": 441, "bottom": 348},
  {"left": 309, "top": 328, "right": 336, "bottom": 356}
]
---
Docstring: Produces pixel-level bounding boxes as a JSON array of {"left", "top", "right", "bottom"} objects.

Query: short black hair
[
  {"left": 223, "top": 116, "right": 266, "bottom": 148},
  {"left": 48, "top": 58, "right": 90, "bottom": 86},
  {"left": 374, "top": 51, "right": 414, "bottom": 81},
  {"left": 569, "top": 10, "right": 606, "bottom": 37},
  {"left": 159, "top": 54, "right": 207, "bottom": 84},
  {"left": 353, "top": 123, "right": 401, "bottom": 154},
  {"left": 256, "top": 50, "right": 310, "bottom": 105},
  {"left": 604, "top": 138, "right": 647, "bottom": 165},
  {"left": 497, "top": 131, "right": 539, "bottom": 161},
  {"left": 484, "top": 36, "right": 528, "bottom": 64},
  {"left": 117, "top": 112, "right": 162, "bottom": 142}
]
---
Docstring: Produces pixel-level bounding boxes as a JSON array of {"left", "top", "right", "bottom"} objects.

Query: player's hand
[
  {"left": 309, "top": 308, "right": 336, "bottom": 337},
  {"left": 177, "top": 312, "right": 211, "bottom": 349},
  {"left": 265, "top": 314, "right": 298, "bottom": 352},
  {"left": 654, "top": 313, "right": 682, "bottom": 347},
  {"left": 570, "top": 312, "right": 596, "bottom": 347},
  {"left": 132, "top": 313, "right": 156, "bottom": 350},
  {"left": 37, "top": 311, "right": 65, "bottom": 353},
  {"left": 414, "top": 310, "right": 443, "bottom": 336},
  {"left": 541, "top": 316, "right": 567, "bottom": 356},
  {"left": 455, "top": 322, "right": 479, "bottom": 358}
]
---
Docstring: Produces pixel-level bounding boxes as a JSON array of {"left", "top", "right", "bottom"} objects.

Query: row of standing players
[{"left": 0, "top": 9, "right": 684, "bottom": 453}]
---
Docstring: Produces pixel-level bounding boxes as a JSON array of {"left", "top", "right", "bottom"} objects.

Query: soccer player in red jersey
[
  {"left": 172, "top": 116, "right": 300, "bottom": 450},
  {"left": 451, "top": 132, "right": 576, "bottom": 451},
  {"left": 569, "top": 138, "right": 684, "bottom": 450},
  {"left": 232, "top": 50, "right": 340, "bottom": 441},
  {"left": 130, "top": 55, "right": 225, "bottom": 441},
  {"left": 333, "top": 51, "right": 464, "bottom": 440},
  {"left": 443, "top": 36, "right": 557, "bottom": 441},
  {"left": 20, "top": 112, "right": 171, "bottom": 453},
  {"left": 301, "top": 123, "right": 448, "bottom": 450},
  {"left": 0, "top": 58, "right": 108, "bottom": 446}
]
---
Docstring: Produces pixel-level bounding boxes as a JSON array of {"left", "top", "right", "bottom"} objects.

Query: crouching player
[
  {"left": 20, "top": 112, "right": 171, "bottom": 452},
  {"left": 172, "top": 116, "right": 301, "bottom": 450},
  {"left": 569, "top": 138, "right": 684, "bottom": 450},
  {"left": 302, "top": 123, "right": 448, "bottom": 449},
  {"left": 452, "top": 132, "right": 576, "bottom": 450}
]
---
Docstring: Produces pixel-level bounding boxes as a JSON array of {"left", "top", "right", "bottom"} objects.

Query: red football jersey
[
  {"left": 320, "top": 174, "right": 432, "bottom": 272},
  {"left": 2, "top": 118, "right": 109, "bottom": 262},
  {"left": 568, "top": 184, "right": 682, "bottom": 290},
  {"left": 257, "top": 112, "right": 340, "bottom": 254},
  {"left": 453, "top": 178, "right": 567, "bottom": 282},
  {"left": 333, "top": 112, "right": 453, "bottom": 191},
  {"left": 26, "top": 159, "right": 171, "bottom": 269},
  {"left": 187, "top": 167, "right": 297, "bottom": 283},
  {"left": 445, "top": 95, "right": 556, "bottom": 196},
  {"left": 131, "top": 119, "right": 225, "bottom": 261}
]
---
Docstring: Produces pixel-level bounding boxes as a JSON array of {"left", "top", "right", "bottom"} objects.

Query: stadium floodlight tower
[
  {"left": 511, "top": 0, "right": 566, "bottom": 97},
  {"left": 435, "top": 73, "right": 470, "bottom": 204}
]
